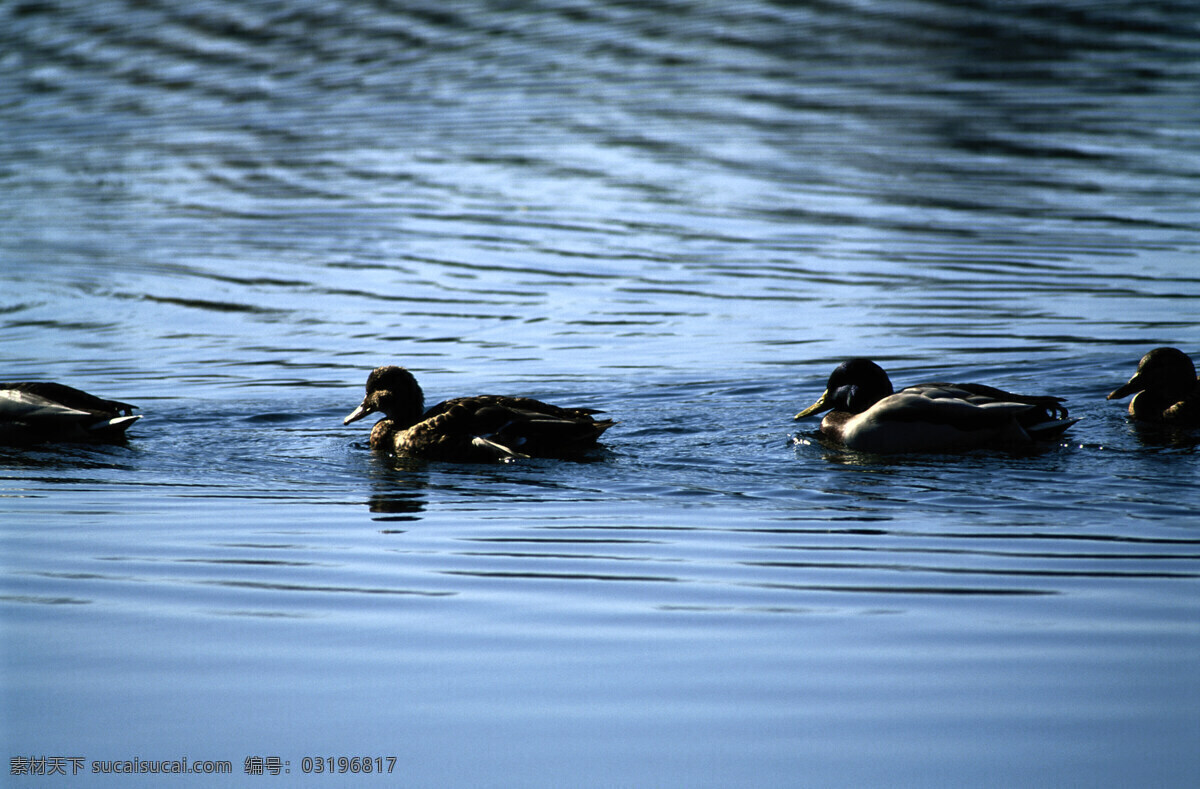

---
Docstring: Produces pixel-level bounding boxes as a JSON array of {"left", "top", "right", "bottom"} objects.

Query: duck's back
[
  {"left": 398, "top": 395, "right": 611, "bottom": 461},
  {"left": 835, "top": 390, "right": 1027, "bottom": 453},
  {"left": 422, "top": 395, "right": 602, "bottom": 421},
  {"left": 2, "top": 382, "right": 137, "bottom": 416}
]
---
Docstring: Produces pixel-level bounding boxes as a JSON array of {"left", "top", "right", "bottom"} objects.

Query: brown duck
[
  {"left": 1107, "top": 347, "right": 1200, "bottom": 427},
  {"left": 344, "top": 366, "right": 613, "bottom": 462}
]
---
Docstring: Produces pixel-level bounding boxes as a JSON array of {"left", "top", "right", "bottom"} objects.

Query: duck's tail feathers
[
  {"left": 1026, "top": 416, "right": 1080, "bottom": 441},
  {"left": 89, "top": 414, "right": 142, "bottom": 439},
  {"left": 589, "top": 419, "right": 616, "bottom": 439}
]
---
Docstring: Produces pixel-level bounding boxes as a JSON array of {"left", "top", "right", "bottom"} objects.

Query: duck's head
[
  {"left": 1107, "top": 347, "right": 1196, "bottom": 403},
  {"left": 794, "top": 358, "right": 894, "bottom": 419},
  {"left": 344, "top": 366, "right": 426, "bottom": 428}
]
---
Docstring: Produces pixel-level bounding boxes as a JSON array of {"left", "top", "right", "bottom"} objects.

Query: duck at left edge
[{"left": 0, "top": 382, "right": 141, "bottom": 445}]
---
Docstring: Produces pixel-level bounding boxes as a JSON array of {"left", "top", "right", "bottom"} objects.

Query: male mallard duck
[
  {"left": 793, "top": 359, "right": 1078, "bottom": 454},
  {"left": 344, "top": 365, "right": 614, "bottom": 462},
  {"left": 1106, "top": 347, "right": 1200, "bottom": 426},
  {"left": 0, "top": 382, "right": 141, "bottom": 445}
]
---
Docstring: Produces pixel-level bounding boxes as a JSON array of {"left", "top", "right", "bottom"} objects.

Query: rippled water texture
[{"left": 2, "top": 1, "right": 1199, "bottom": 786}]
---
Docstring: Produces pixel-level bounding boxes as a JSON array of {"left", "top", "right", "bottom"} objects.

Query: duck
[
  {"left": 0, "top": 381, "right": 141, "bottom": 445},
  {"left": 1106, "top": 347, "right": 1200, "bottom": 426},
  {"left": 793, "top": 358, "right": 1078, "bottom": 454},
  {"left": 343, "top": 365, "right": 614, "bottom": 462}
]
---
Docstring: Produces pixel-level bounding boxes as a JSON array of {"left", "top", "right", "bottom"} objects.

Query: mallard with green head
[
  {"left": 344, "top": 365, "right": 614, "bottom": 462},
  {"left": 1106, "top": 347, "right": 1199, "bottom": 426},
  {"left": 0, "top": 382, "right": 141, "bottom": 445},
  {"left": 794, "top": 359, "right": 1078, "bottom": 454}
]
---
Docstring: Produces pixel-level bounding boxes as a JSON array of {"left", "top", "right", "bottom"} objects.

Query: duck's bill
[
  {"left": 343, "top": 402, "right": 374, "bottom": 425},
  {"left": 1106, "top": 377, "right": 1142, "bottom": 401},
  {"left": 794, "top": 390, "right": 831, "bottom": 420}
]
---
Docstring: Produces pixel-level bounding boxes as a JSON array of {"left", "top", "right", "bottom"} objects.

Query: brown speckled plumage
[{"left": 344, "top": 366, "right": 613, "bottom": 462}]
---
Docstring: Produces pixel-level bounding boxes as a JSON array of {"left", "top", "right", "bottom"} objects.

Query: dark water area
[{"left": 2, "top": 1, "right": 1199, "bottom": 786}]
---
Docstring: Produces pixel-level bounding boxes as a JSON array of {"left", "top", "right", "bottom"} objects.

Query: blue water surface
[{"left": 2, "top": 1, "right": 1199, "bottom": 786}]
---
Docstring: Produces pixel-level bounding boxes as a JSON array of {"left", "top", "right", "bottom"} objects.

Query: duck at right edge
[{"left": 1107, "top": 347, "right": 1200, "bottom": 427}]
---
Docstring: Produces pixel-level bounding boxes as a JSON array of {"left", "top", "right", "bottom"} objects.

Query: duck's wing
[
  {"left": 0, "top": 388, "right": 95, "bottom": 421},
  {"left": 462, "top": 397, "right": 611, "bottom": 448},
  {"left": 829, "top": 391, "right": 1021, "bottom": 453},
  {"left": 891, "top": 386, "right": 1078, "bottom": 439},
  {"left": 837, "top": 389, "right": 1075, "bottom": 454},
  {"left": 403, "top": 396, "right": 611, "bottom": 460},
  {"left": 479, "top": 402, "right": 612, "bottom": 446},
  {"left": 0, "top": 387, "right": 141, "bottom": 443},
  {"left": 2, "top": 382, "right": 137, "bottom": 416},
  {"left": 873, "top": 390, "right": 1032, "bottom": 429},
  {"left": 397, "top": 400, "right": 535, "bottom": 461},
  {"left": 904, "top": 382, "right": 1070, "bottom": 419}
]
